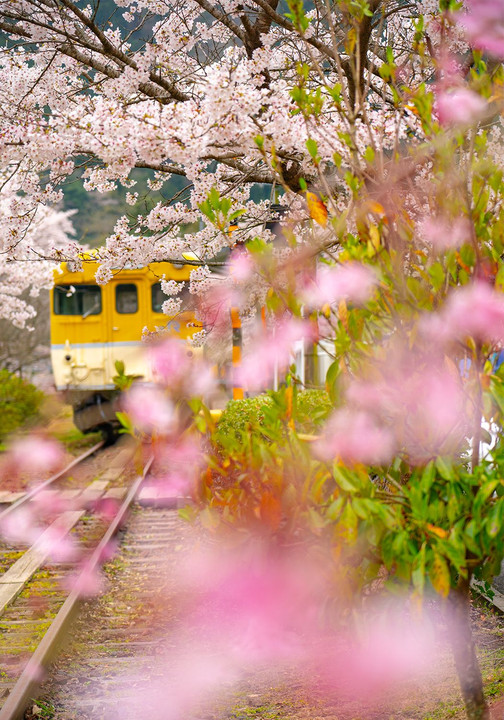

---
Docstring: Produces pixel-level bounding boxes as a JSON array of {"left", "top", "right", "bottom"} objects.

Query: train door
[{"left": 105, "top": 278, "right": 149, "bottom": 382}]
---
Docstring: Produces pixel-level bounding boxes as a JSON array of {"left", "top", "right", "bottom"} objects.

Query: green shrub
[
  {"left": 214, "top": 388, "right": 332, "bottom": 449},
  {"left": 295, "top": 388, "right": 333, "bottom": 433},
  {"left": 0, "top": 370, "right": 44, "bottom": 439}
]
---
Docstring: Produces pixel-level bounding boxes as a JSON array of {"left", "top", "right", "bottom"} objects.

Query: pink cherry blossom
[
  {"left": 237, "top": 318, "right": 313, "bottom": 391},
  {"left": 319, "top": 602, "right": 437, "bottom": 697},
  {"left": 123, "top": 384, "right": 175, "bottom": 434},
  {"left": 8, "top": 436, "right": 64, "bottom": 475},
  {"left": 418, "top": 216, "right": 471, "bottom": 251},
  {"left": 228, "top": 249, "right": 255, "bottom": 283},
  {"left": 346, "top": 354, "right": 470, "bottom": 461},
  {"left": 65, "top": 562, "right": 105, "bottom": 598},
  {"left": 149, "top": 338, "right": 216, "bottom": 397},
  {"left": 34, "top": 522, "right": 79, "bottom": 563},
  {"left": 456, "top": 0, "right": 504, "bottom": 58},
  {"left": 180, "top": 543, "right": 329, "bottom": 663},
  {"left": 149, "top": 338, "right": 193, "bottom": 387},
  {"left": 421, "top": 281, "right": 504, "bottom": 345},
  {"left": 314, "top": 409, "right": 396, "bottom": 466},
  {"left": 301, "top": 262, "right": 377, "bottom": 308},
  {"left": 436, "top": 88, "right": 487, "bottom": 126},
  {"left": 0, "top": 506, "right": 41, "bottom": 546}
]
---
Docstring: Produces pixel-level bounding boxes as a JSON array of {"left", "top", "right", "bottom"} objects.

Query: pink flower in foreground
[
  {"left": 182, "top": 544, "right": 328, "bottom": 663},
  {"left": 65, "top": 562, "right": 104, "bottom": 598},
  {"left": 301, "top": 262, "right": 377, "bottom": 308},
  {"left": 237, "top": 319, "right": 312, "bottom": 391},
  {"left": 320, "top": 603, "right": 437, "bottom": 697},
  {"left": 228, "top": 249, "right": 254, "bottom": 282},
  {"left": 436, "top": 87, "right": 487, "bottom": 126},
  {"left": 34, "top": 522, "right": 79, "bottom": 562},
  {"left": 150, "top": 338, "right": 215, "bottom": 397},
  {"left": 314, "top": 409, "right": 396, "bottom": 466},
  {"left": 0, "top": 506, "right": 40, "bottom": 546},
  {"left": 421, "top": 281, "right": 504, "bottom": 345},
  {"left": 456, "top": 0, "right": 504, "bottom": 58},
  {"left": 123, "top": 384, "right": 175, "bottom": 434},
  {"left": 418, "top": 215, "right": 471, "bottom": 251},
  {"left": 8, "top": 436, "right": 64, "bottom": 474},
  {"left": 347, "top": 358, "right": 469, "bottom": 461},
  {"left": 149, "top": 338, "right": 192, "bottom": 386}
]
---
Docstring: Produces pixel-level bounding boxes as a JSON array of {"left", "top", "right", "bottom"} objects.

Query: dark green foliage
[{"left": 0, "top": 370, "right": 44, "bottom": 439}]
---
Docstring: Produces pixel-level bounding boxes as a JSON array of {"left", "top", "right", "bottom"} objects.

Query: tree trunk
[{"left": 447, "top": 577, "right": 490, "bottom": 720}]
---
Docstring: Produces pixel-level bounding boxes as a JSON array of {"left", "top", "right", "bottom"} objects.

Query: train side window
[
  {"left": 54, "top": 285, "right": 102, "bottom": 316},
  {"left": 151, "top": 282, "right": 191, "bottom": 313},
  {"left": 116, "top": 284, "right": 138, "bottom": 314}
]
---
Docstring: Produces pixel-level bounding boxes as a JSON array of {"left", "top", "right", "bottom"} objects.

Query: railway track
[{"left": 0, "top": 439, "right": 148, "bottom": 720}]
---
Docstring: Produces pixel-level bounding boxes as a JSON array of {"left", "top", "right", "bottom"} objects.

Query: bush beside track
[
  {"left": 213, "top": 388, "right": 333, "bottom": 449},
  {"left": 0, "top": 370, "right": 44, "bottom": 440}
]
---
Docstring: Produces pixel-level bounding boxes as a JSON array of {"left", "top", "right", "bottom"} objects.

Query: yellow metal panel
[{"left": 50, "top": 260, "right": 203, "bottom": 392}]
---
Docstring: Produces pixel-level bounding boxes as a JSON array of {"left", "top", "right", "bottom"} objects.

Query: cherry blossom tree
[{"left": 0, "top": 0, "right": 438, "bottom": 290}]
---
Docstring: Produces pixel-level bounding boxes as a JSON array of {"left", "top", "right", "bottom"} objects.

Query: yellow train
[{"left": 50, "top": 257, "right": 201, "bottom": 440}]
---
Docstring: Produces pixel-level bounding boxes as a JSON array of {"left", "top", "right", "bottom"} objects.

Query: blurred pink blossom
[
  {"left": 319, "top": 603, "right": 437, "bottom": 697},
  {"left": 301, "top": 262, "right": 377, "bottom": 308},
  {"left": 0, "top": 506, "right": 40, "bottom": 545},
  {"left": 180, "top": 543, "right": 329, "bottom": 663},
  {"left": 228, "top": 249, "right": 254, "bottom": 282},
  {"left": 149, "top": 338, "right": 215, "bottom": 397},
  {"left": 123, "top": 384, "right": 175, "bottom": 434},
  {"left": 436, "top": 87, "right": 486, "bottom": 126},
  {"left": 88, "top": 542, "right": 440, "bottom": 719},
  {"left": 198, "top": 283, "right": 243, "bottom": 336},
  {"left": 421, "top": 281, "right": 504, "bottom": 345},
  {"left": 93, "top": 497, "right": 120, "bottom": 522},
  {"left": 237, "top": 319, "right": 312, "bottom": 391},
  {"left": 65, "top": 562, "right": 104, "bottom": 598},
  {"left": 314, "top": 409, "right": 396, "bottom": 466},
  {"left": 30, "top": 488, "right": 72, "bottom": 517},
  {"left": 149, "top": 338, "right": 193, "bottom": 386},
  {"left": 347, "top": 355, "right": 470, "bottom": 461},
  {"left": 8, "top": 436, "right": 64, "bottom": 475},
  {"left": 418, "top": 215, "right": 471, "bottom": 251},
  {"left": 34, "top": 522, "right": 79, "bottom": 562},
  {"left": 456, "top": 0, "right": 504, "bottom": 58}
]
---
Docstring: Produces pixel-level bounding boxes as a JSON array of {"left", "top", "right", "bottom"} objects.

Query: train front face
[{"left": 50, "top": 260, "right": 201, "bottom": 432}]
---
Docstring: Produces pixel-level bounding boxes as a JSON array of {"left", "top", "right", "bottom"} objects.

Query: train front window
[
  {"left": 151, "top": 282, "right": 190, "bottom": 313},
  {"left": 116, "top": 284, "right": 138, "bottom": 314},
  {"left": 53, "top": 285, "right": 102, "bottom": 316}
]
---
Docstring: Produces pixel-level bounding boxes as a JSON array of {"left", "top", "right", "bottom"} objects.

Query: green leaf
[
  {"left": 333, "top": 464, "right": 360, "bottom": 493},
  {"left": 412, "top": 542, "right": 426, "bottom": 594},
  {"left": 306, "top": 138, "right": 319, "bottom": 160},
  {"left": 420, "top": 461, "right": 435, "bottom": 492},
  {"left": 435, "top": 456, "right": 455, "bottom": 480}
]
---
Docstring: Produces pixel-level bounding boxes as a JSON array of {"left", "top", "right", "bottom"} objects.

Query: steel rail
[
  {"left": 0, "top": 453, "right": 154, "bottom": 720},
  {"left": 0, "top": 440, "right": 105, "bottom": 521}
]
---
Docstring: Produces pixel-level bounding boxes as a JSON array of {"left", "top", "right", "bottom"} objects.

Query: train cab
[{"left": 50, "top": 258, "right": 201, "bottom": 438}]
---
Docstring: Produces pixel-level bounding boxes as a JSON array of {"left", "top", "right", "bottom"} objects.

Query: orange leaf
[
  {"left": 306, "top": 192, "right": 328, "bottom": 226},
  {"left": 259, "top": 492, "right": 282, "bottom": 531},
  {"left": 426, "top": 523, "right": 448, "bottom": 539}
]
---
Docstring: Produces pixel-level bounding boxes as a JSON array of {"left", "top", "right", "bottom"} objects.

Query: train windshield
[{"left": 53, "top": 285, "right": 102, "bottom": 316}]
